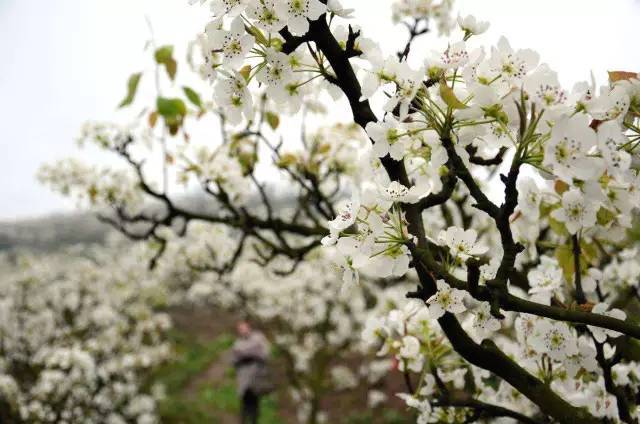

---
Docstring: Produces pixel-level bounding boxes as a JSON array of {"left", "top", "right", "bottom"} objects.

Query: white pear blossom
[
  {"left": 524, "top": 65, "right": 567, "bottom": 108},
  {"left": 256, "top": 48, "right": 295, "bottom": 102},
  {"left": 246, "top": 0, "right": 287, "bottom": 32},
  {"left": 378, "top": 181, "right": 422, "bottom": 204},
  {"left": 276, "top": 0, "right": 327, "bottom": 36},
  {"left": 471, "top": 302, "right": 501, "bottom": 339},
  {"left": 213, "top": 72, "right": 253, "bottom": 124},
  {"left": 517, "top": 177, "right": 542, "bottom": 220},
  {"left": 457, "top": 14, "right": 489, "bottom": 37},
  {"left": 586, "top": 85, "right": 630, "bottom": 121},
  {"left": 327, "top": 0, "right": 354, "bottom": 18},
  {"left": 597, "top": 120, "right": 631, "bottom": 176},
  {"left": 589, "top": 303, "right": 627, "bottom": 343},
  {"left": 426, "top": 280, "right": 467, "bottom": 319},
  {"left": 529, "top": 320, "right": 578, "bottom": 361},
  {"left": 528, "top": 256, "right": 563, "bottom": 296},
  {"left": 209, "top": 0, "right": 249, "bottom": 17},
  {"left": 433, "top": 41, "right": 469, "bottom": 69},
  {"left": 550, "top": 189, "right": 598, "bottom": 235},
  {"left": 365, "top": 116, "right": 411, "bottom": 160},
  {"left": 581, "top": 268, "right": 603, "bottom": 293},
  {"left": 206, "top": 17, "right": 255, "bottom": 68},
  {"left": 564, "top": 338, "right": 598, "bottom": 378},
  {"left": 399, "top": 335, "right": 421, "bottom": 358},
  {"left": 543, "top": 114, "right": 604, "bottom": 182},
  {"left": 438, "top": 226, "right": 488, "bottom": 259},
  {"left": 327, "top": 198, "right": 360, "bottom": 235},
  {"left": 489, "top": 36, "right": 539, "bottom": 83}
]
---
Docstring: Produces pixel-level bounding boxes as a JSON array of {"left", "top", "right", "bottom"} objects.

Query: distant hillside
[
  {"left": 0, "top": 212, "right": 110, "bottom": 252},
  {"left": 0, "top": 190, "right": 306, "bottom": 253}
]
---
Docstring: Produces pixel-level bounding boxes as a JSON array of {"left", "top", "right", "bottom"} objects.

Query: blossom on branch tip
[
  {"left": 206, "top": 17, "right": 255, "bottom": 68},
  {"left": 489, "top": 36, "right": 539, "bottom": 84},
  {"left": 438, "top": 226, "right": 487, "bottom": 259},
  {"left": 210, "top": 0, "right": 249, "bottom": 17},
  {"left": 543, "top": 114, "right": 604, "bottom": 183},
  {"left": 550, "top": 189, "right": 598, "bottom": 235},
  {"left": 529, "top": 320, "right": 578, "bottom": 361},
  {"left": 471, "top": 301, "right": 501, "bottom": 338},
  {"left": 327, "top": 198, "right": 360, "bottom": 235},
  {"left": 327, "top": 0, "right": 354, "bottom": 18},
  {"left": 276, "top": 0, "right": 327, "bottom": 36},
  {"left": 426, "top": 279, "right": 467, "bottom": 319},
  {"left": 246, "top": 0, "right": 287, "bottom": 32},
  {"left": 365, "top": 117, "right": 410, "bottom": 161},
  {"left": 589, "top": 303, "right": 627, "bottom": 343},
  {"left": 457, "top": 14, "right": 489, "bottom": 37},
  {"left": 378, "top": 181, "right": 422, "bottom": 204},
  {"left": 213, "top": 72, "right": 253, "bottom": 124}
]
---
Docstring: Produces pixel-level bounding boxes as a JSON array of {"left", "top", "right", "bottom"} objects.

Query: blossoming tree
[
  {"left": 0, "top": 242, "right": 172, "bottom": 423},
  {"left": 39, "top": 0, "right": 640, "bottom": 422}
]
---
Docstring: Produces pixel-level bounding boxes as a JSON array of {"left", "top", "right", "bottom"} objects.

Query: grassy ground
[{"left": 150, "top": 329, "right": 283, "bottom": 423}]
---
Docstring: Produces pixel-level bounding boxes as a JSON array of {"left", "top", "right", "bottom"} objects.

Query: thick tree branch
[
  {"left": 433, "top": 398, "right": 542, "bottom": 424},
  {"left": 296, "top": 15, "right": 601, "bottom": 423},
  {"left": 438, "top": 313, "right": 599, "bottom": 423}
]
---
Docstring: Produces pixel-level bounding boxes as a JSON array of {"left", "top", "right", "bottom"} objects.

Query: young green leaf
[
  {"left": 182, "top": 86, "right": 203, "bottom": 110},
  {"left": 156, "top": 97, "right": 187, "bottom": 118},
  {"left": 244, "top": 24, "right": 268, "bottom": 46},
  {"left": 118, "top": 72, "right": 142, "bottom": 108},
  {"left": 439, "top": 80, "right": 467, "bottom": 110},
  {"left": 156, "top": 97, "right": 187, "bottom": 135},
  {"left": 154, "top": 45, "right": 174, "bottom": 63},
  {"left": 265, "top": 111, "right": 280, "bottom": 130},
  {"left": 239, "top": 64, "right": 252, "bottom": 82},
  {"left": 154, "top": 45, "right": 178, "bottom": 81}
]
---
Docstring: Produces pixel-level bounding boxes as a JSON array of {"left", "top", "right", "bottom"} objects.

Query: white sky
[{"left": 1, "top": 0, "right": 639, "bottom": 221}]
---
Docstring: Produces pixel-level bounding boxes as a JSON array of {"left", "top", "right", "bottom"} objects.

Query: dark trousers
[{"left": 241, "top": 390, "right": 260, "bottom": 424}]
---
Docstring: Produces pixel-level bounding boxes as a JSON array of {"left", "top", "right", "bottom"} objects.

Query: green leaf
[
  {"left": 156, "top": 97, "right": 186, "bottom": 118},
  {"left": 154, "top": 45, "right": 174, "bottom": 63},
  {"left": 580, "top": 240, "right": 599, "bottom": 267},
  {"left": 265, "top": 111, "right": 280, "bottom": 130},
  {"left": 118, "top": 72, "right": 142, "bottom": 108},
  {"left": 555, "top": 245, "right": 574, "bottom": 283},
  {"left": 156, "top": 97, "right": 187, "bottom": 135},
  {"left": 596, "top": 207, "right": 616, "bottom": 226},
  {"left": 154, "top": 45, "right": 177, "bottom": 80},
  {"left": 244, "top": 24, "right": 268, "bottom": 46},
  {"left": 548, "top": 216, "right": 569, "bottom": 237},
  {"left": 239, "top": 64, "right": 252, "bottom": 82},
  {"left": 439, "top": 80, "right": 467, "bottom": 110},
  {"left": 182, "top": 86, "right": 203, "bottom": 109}
]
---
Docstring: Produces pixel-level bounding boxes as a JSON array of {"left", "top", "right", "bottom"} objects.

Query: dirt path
[{"left": 184, "top": 350, "right": 234, "bottom": 397}]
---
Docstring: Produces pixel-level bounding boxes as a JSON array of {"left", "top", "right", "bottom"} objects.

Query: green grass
[
  {"left": 151, "top": 330, "right": 234, "bottom": 392},
  {"left": 198, "top": 383, "right": 282, "bottom": 424},
  {"left": 345, "top": 410, "right": 411, "bottom": 424},
  {"left": 150, "top": 329, "right": 283, "bottom": 423}
]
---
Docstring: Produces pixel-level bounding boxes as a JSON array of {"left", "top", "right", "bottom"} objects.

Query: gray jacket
[{"left": 231, "top": 331, "right": 271, "bottom": 395}]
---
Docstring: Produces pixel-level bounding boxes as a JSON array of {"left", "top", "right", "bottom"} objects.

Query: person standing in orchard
[{"left": 231, "top": 320, "right": 273, "bottom": 424}]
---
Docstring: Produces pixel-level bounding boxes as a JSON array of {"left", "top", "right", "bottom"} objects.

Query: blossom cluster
[{"left": 0, "top": 241, "right": 172, "bottom": 423}]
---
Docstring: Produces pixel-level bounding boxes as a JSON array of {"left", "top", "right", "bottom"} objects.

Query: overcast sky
[{"left": 1, "top": 0, "right": 638, "bottom": 221}]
